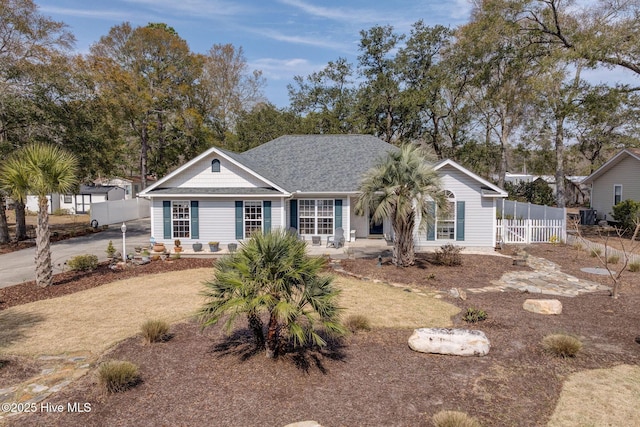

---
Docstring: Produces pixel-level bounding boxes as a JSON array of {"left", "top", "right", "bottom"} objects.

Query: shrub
[
  {"left": 106, "top": 240, "right": 116, "bottom": 258},
  {"left": 432, "top": 410, "right": 482, "bottom": 427},
  {"left": 607, "top": 254, "right": 620, "bottom": 264},
  {"left": 141, "top": 319, "right": 170, "bottom": 343},
  {"left": 67, "top": 254, "right": 98, "bottom": 272},
  {"left": 462, "top": 307, "right": 487, "bottom": 323},
  {"left": 52, "top": 208, "right": 70, "bottom": 216},
  {"left": 611, "top": 199, "right": 640, "bottom": 233},
  {"left": 590, "top": 247, "right": 602, "bottom": 257},
  {"left": 629, "top": 261, "right": 640, "bottom": 272},
  {"left": 343, "top": 314, "right": 371, "bottom": 333},
  {"left": 542, "top": 334, "right": 583, "bottom": 358},
  {"left": 434, "top": 243, "right": 464, "bottom": 266},
  {"left": 98, "top": 360, "right": 140, "bottom": 393}
]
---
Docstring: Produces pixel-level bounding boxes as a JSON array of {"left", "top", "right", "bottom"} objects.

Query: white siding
[
  {"left": 415, "top": 165, "right": 496, "bottom": 249},
  {"left": 591, "top": 155, "right": 640, "bottom": 220},
  {"left": 162, "top": 156, "right": 268, "bottom": 189},
  {"left": 151, "top": 198, "right": 283, "bottom": 245}
]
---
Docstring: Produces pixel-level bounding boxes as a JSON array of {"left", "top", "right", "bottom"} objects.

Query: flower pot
[
  {"left": 192, "top": 243, "right": 203, "bottom": 252},
  {"left": 174, "top": 247, "right": 183, "bottom": 253},
  {"left": 208, "top": 243, "right": 219, "bottom": 252},
  {"left": 227, "top": 243, "right": 237, "bottom": 252},
  {"left": 153, "top": 243, "right": 165, "bottom": 253}
]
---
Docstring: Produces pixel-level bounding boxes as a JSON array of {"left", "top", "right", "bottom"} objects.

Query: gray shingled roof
[{"left": 234, "top": 135, "right": 398, "bottom": 192}]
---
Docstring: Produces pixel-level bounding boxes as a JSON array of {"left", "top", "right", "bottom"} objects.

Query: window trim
[
  {"left": 171, "top": 200, "right": 191, "bottom": 239},
  {"left": 435, "top": 190, "right": 456, "bottom": 241},
  {"left": 243, "top": 200, "right": 263, "bottom": 238},
  {"left": 614, "top": 184, "right": 622, "bottom": 205},
  {"left": 298, "top": 199, "right": 334, "bottom": 235}
]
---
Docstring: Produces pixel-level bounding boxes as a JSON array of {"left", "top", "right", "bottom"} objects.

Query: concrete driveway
[{"left": 0, "top": 218, "right": 151, "bottom": 289}]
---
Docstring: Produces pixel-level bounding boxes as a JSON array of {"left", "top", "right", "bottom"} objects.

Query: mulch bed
[{"left": 5, "top": 244, "right": 640, "bottom": 426}]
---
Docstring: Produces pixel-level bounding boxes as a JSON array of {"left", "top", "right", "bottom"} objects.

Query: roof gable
[
  {"left": 434, "top": 159, "right": 507, "bottom": 197},
  {"left": 582, "top": 149, "right": 640, "bottom": 184}
]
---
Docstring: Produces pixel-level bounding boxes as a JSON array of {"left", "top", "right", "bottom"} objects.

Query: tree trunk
[
  {"left": 497, "top": 119, "right": 509, "bottom": 189},
  {"left": 140, "top": 119, "right": 149, "bottom": 190},
  {"left": 35, "top": 196, "right": 52, "bottom": 288},
  {"left": 14, "top": 201, "right": 27, "bottom": 241},
  {"left": 265, "top": 311, "right": 279, "bottom": 358},
  {"left": 554, "top": 116, "right": 566, "bottom": 208},
  {"left": 392, "top": 213, "right": 416, "bottom": 267},
  {"left": 248, "top": 312, "right": 265, "bottom": 349},
  {"left": 0, "top": 194, "right": 9, "bottom": 244}
]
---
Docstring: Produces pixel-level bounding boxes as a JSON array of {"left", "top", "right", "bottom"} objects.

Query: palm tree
[
  {"left": 0, "top": 158, "right": 30, "bottom": 241},
  {"left": 199, "top": 230, "right": 345, "bottom": 359},
  {"left": 0, "top": 144, "right": 78, "bottom": 287},
  {"left": 356, "top": 144, "right": 445, "bottom": 267}
]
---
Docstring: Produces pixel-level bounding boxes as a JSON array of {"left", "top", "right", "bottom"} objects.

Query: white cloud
[
  {"left": 122, "top": 0, "right": 247, "bottom": 17},
  {"left": 246, "top": 27, "right": 352, "bottom": 52},
  {"left": 278, "top": 0, "right": 384, "bottom": 24},
  {"left": 39, "top": 6, "right": 131, "bottom": 20},
  {"left": 251, "top": 57, "right": 319, "bottom": 81}
]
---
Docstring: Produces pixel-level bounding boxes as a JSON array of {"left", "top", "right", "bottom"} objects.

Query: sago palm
[
  {"left": 199, "top": 230, "right": 345, "bottom": 359},
  {"left": 0, "top": 144, "right": 78, "bottom": 287},
  {"left": 356, "top": 144, "right": 445, "bottom": 267}
]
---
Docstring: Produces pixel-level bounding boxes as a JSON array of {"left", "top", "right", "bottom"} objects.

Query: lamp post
[{"left": 121, "top": 222, "right": 127, "bottom": 262}]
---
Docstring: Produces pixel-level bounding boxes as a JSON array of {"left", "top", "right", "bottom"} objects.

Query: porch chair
[
  {"left": 287, "top": 227, "right": 304, "bottom": 240},
  {"left": 326, "top": 227, "right": 345, "bottom": 248}
]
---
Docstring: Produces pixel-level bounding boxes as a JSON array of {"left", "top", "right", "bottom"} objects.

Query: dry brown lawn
[{"left": 0, "top": 268, "right": 212, "bottom": 356}]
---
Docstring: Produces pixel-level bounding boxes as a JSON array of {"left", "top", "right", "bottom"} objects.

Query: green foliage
[
  {"left": 434, "top": 244, "right": 464, "bottom": 266},
  {"left": 504, "top": 179, "right": 554, "bottom": 206},
  {"left": 611, "top": 199, "right": 640, "bottom": 233},
  {"left": 67, "top": 255, "right": 98, "bottom": 272},
  {"left": 344, "top": 314, "right": 371, "bottom": 333},
  {"left": 52, "top": 208, "right": 71, "bottom": 216},
  {"left": 542, "top": 334, "right": 583, "bottom": 358},
  {"left": 106, "top": 240, "right": 116, "bottom": 258},
  {"left": 432, "top": 410, "right": 482, "bottom": 427},
  {"left": 199, "top": 230, "right": 345, "bottom": 359},
  {"left": 98, "top": 360, "right": 140, "bottom": 393},
  {"left": 590, "top": 247, "right": 602, "bottom": 257},
  {"left": 607, "top": 254, "right": 619, "bottom": 264},
  {"left": 629, "top": 262, "right": 640, "bottom": 273},
  {"left": 140, "top": 319, "right": 170, "bottom": 344},
  {"left": 462, "top": 308, "right": 487, "bottom": 323}
]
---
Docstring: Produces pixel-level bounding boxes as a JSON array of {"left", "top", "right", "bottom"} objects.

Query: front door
[{"left": 369, "top": 212, "right": 383, "bottom": 235}]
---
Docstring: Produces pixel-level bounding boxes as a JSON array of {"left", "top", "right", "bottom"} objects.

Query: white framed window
[
  {"left": 298, "top": 199, "right": 334, "bottom": 235},
  {"left": 172, "top": 201, "right": 190, "bottom": 238},
  {"left": 244, "top": 201, "right": 262, "bottom": 237},
  {"left": 63, "top": 194, "right": 72, "bottom": 203},
  {"left": 436, "top": 191, "right": 455, "bottom": 240},
  {"left": 614, "top": 184, "right": 622, "bottom": 205}
]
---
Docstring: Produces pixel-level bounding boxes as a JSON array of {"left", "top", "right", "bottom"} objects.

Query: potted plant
[
  {"left": 152, "top": 242, "right": 165, "bottom": 253},
  {"left": 174, "top": 239, "right": 183, "bottom": 253},
  {"left": 192, "top": 242, "right": 203, "bottom": 252},
  {"left": 228, "top": 242, "right": 237, "bottom": 252},
  {"left": 208, "top": 241, "right": 219, "bottom": 252}
]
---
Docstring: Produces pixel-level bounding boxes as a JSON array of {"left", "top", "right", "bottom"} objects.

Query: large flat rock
[
  {"left": 408, "top": 328, "right": 490, "bottom": 356},
  {"left": 523, "top": 299, "right": 562, "bottom": 315}
]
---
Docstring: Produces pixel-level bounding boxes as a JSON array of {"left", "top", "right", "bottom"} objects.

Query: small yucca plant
[
  {"left": 542, "top": 334, "right": 583, "bottom": 358},
  {"left": 343, "top": 314, "right": 371, "bottom": 333},
  {"left": 98, "top": 360, "right": 140, "bottom": 393},
  {"left": 141, "top": 319, "right": 170, "bottom": 344},
  {"left": 432, "top": 410, "right": 482, "bottom": 427}
]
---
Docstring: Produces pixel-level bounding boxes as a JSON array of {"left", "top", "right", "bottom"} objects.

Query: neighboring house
[
  {"left": 25, "top": 184, "right": 125, "bottom": 214},
  {"left": 93, "top": 176, "right": 157, "bottom": 199},
  {"left": 582, "top": 148, "right": 640, "bottom": 221},
  {"left": 139, "top": 135, "right": 507, "bottom": 250}
]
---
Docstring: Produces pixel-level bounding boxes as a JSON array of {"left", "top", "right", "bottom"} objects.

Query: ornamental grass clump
[
  {"left": 98, "top": 360, "right": 140, "bottom": 393},
  {"left": 629, "top": 261, "right": 640, "bottom": 272},
  {"left": 343, "top": 314, "right": 371, "bottom": 333},
  {"left": 141, "top": 319, "right": 170, "bottom": 344},
  {"left": 542, "top": 334, "right": 583, "bottom": 358},
  {"left": 462, "top": 307, "right": 487, "bottom": 323},
  {"left": 432, "top": 410, "right": 482, "bottom": 427}
]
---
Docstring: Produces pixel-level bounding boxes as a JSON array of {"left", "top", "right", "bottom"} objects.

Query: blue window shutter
[
  {"left": 335, "top": 199, "right": 342, "bottom": 229},
  {"left": 290, "top": 200, "right": 298, "bottom": 229},
  {"left": 163, "top": 201, "right": 171, "bottom": 239},
  {"left": 427, "top": 201, "right": 435, "bottom": 241},
  {"left": 190, "top": 201, "right": 199, "bottom": 239},
  {"left": 235, "top": 201, "right": 243, "bottom": 240},
  {"left": 456, "top": 201, "right": 465, "bottom": 241},
  {"left": 263, "top": 201, "right": 271, "bottom": 232}
]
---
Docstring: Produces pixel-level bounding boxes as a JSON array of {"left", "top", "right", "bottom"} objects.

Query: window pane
[
  {"left": 299, "top": 217, "right": 315, "bottom": 235},
  {"left": 317, "top": 200, "right": 334, "bottom": 217},
  {"left": 299, "top": 200, "right": 315, "bottom": 217},
  {"left": 317, "top": 217, "right": 333, "bottom": 235},
  {"left": 244, "top": 201, "right": 262, "bottom": 237},
  {"left": 172, "top": 201, "right": 190, "bottom": 238}
]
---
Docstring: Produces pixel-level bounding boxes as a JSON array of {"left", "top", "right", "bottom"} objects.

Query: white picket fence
[{"left": 496, "top": 219, "right": 566, "bottom": 244}]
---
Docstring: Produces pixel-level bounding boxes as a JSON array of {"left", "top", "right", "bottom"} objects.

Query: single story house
[
  {"left": 139, "top": 135, "right": 507, "bottom": 250},
  {"left": 93, "top": 176, "right": 157, "bottom": 199},
  {"left": 24, "top": 184, "right": 125, "bottom": 214},
  {"left": 582, "top": 148, "right": 640, "bottom": 221}
]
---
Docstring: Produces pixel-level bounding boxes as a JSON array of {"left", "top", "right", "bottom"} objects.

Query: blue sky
[
  {"left": 36, "top": 0, "right": 636, "bottom": 108},
  {"left": 36, "top": 0, "right": 474, "bottom": 107}
]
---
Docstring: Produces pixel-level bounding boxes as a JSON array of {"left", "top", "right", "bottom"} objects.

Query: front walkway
[{"left": 468, "top": 255, "right": 611, "bottom": 297}]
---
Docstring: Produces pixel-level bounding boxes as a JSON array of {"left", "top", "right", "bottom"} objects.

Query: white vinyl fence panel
[
  {"left": 90, "top": 197, "right": 150, "bottom": 227},
  {"left": 497, "top": 219, "right": 566, "bottom": 244}
]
